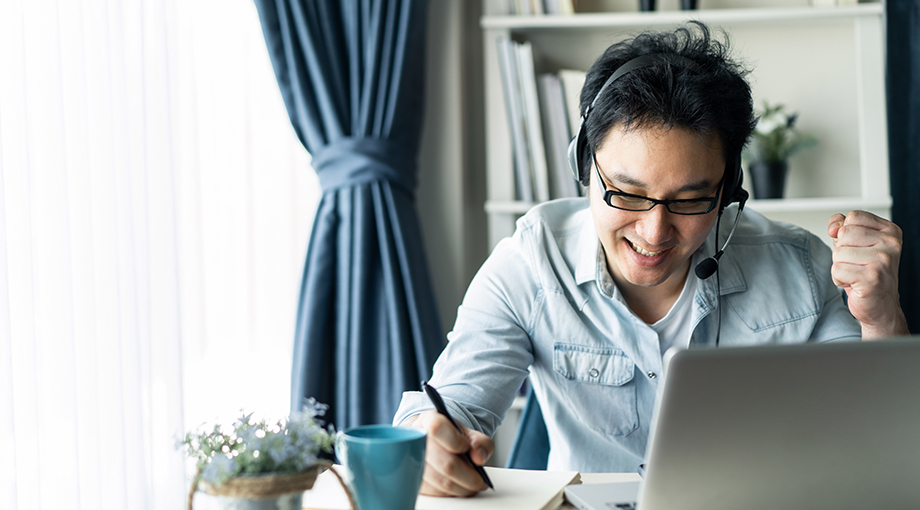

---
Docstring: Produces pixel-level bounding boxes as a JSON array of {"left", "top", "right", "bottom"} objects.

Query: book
[
  {"left": 302, "top": 465, "right": 582, "bottom": 510},
  {"left": 507, "top": 0, "right": 573, "bottom": 15},
  {"left": 496, "top": 37, "right": 535, "bottom": 202},
  {"left": 557, "top": 0, "right": 575, "bottom": 15},
  {"left": 516, "top": 41, "right": 551, "bottom": 202},
  {"left": 557, "top": 70, "right": 587, "bottom": 139},
  {"left": 536, "top": 74, "right": 580, "bottom": 199}
]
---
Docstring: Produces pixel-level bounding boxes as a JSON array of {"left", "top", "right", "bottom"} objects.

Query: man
[{"left": 393, "top": 22, "right": 908, "bottom": 497}]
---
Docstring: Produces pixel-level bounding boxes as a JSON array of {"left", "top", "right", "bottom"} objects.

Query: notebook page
[
  {"left": 417, "top": 467, "right": 580, "bottom": 510},
  {"left": 302, "top": 465, "right": 581, "bottom": 510}
]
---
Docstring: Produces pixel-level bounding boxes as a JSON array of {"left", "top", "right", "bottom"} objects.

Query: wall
[{"left": 417, "top": 1, "right": 487, "bottom": 340}]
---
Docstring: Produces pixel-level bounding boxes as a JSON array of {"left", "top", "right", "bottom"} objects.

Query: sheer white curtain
[{"left": 0, "top": 1, "right": 317, "bottom": 509}]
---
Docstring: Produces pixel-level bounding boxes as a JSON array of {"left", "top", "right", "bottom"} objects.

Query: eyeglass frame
[{"left": 592, "top": 151, "right": 722, "bottom": 216}]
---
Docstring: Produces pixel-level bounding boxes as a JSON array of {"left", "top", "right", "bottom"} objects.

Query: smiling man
[
  {"left": 393, "top": 22, "right": 908, "bottom": 497},
  {"left": 590, "top": 125, "right": 726, "bottom": 324}
]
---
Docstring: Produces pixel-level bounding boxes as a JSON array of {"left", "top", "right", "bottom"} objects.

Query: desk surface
[{"left": 303, "top": 468, "right": 641, "bottom": 510}]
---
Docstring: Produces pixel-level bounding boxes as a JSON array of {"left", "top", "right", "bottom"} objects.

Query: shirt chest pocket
[{"left": 553, "top": 343, "right": 639, "bottom": 437}]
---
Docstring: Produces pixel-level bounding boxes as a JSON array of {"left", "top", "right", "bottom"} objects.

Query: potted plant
[
  {"left": 743, "top": 101, "right": 817, "bottom": 199},
  {"left": 179, "top": 399, "right": 354, "bottom": 510}
]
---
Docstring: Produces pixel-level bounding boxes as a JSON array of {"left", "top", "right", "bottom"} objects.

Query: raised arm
[{"left": 828, "top": 210, "right": 909, "bottom": 339}]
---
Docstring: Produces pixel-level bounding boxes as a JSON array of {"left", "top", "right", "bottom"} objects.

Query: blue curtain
[
  {"left": 253, "top": 0, "right": 442, "bottom": 429},
  {"left": 886, "top": 0, "right": 920, "bottom": 333}
]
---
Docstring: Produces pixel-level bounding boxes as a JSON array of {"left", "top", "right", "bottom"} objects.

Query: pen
[{"left": 421, "top": 380, "right": 495, "bottom": 490}]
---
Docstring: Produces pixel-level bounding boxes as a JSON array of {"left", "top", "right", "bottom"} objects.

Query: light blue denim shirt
[{"left": 394, "top": 198, "right": 860, "bottom": 473}]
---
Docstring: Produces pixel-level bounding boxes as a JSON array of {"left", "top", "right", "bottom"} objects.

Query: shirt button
[
  {"left": 588, "top": 368, "right": 600, "bottom": 378},
  {"left": 647, "top": 371, "right": 657, "bottom": 379}
]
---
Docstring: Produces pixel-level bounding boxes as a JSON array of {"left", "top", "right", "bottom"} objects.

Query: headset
[{"left": 566, "top": 53, "right": 749, "bottom": 281}]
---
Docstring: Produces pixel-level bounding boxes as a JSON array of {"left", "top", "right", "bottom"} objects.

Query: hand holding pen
[{"left": 404, "top": 381, "right": 495, "bottom": 497}]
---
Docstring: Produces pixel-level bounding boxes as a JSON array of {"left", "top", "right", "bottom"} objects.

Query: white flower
[
  {"left": 202, "top": 453, "right": 237, "bottom": 485},
  {"left": 756, "top": 112, "right": 786, "bottom": 135},
  {"left": 744, "top": 101, "right": 816, "bottom": 164},
  {"left": 179, "top": 401, "right": 335, "bottom": 487}
]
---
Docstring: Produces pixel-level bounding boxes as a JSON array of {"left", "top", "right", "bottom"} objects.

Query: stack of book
[
  {"left": 495, "top": 0, "right": 575, "bottom": 16},
  {"left": 496, "top": 37, "right": 585, "bottom": 203}
]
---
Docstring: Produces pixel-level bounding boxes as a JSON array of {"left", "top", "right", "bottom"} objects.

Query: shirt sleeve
[
  {"left": 393, "top": 230, "right": 540, "bottom": 437},
  {"left": 807, "top": 232, "right": 862, "bottom": 342}
]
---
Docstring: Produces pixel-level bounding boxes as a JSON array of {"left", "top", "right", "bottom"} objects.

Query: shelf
[
  {"left": 481, "top": 4, "right": 882, "bottom": 31},
  {"left": 485, "top": 200, "right": 540, "bottom": 215},
  {"left": 485, "top": 196, "right": 893, "bottom": 216},
  {"left": 746, "top": 196, "right": 892, "bottom": 213}
]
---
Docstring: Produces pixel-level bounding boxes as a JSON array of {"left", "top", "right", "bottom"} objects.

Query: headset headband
[
  {"left": 567, "top": 53, "right": 747, "bottom": 212},
  {"left": 584, "top": 54, "right": 696, "bottom": 121}
]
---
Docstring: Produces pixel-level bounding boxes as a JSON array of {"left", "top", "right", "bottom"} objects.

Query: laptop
[{"left": 564, "top": 337, "right": 920, "bottom": 510}]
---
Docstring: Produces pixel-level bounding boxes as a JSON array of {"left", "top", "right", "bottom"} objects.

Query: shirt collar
[{"left": 575, "top": 214, "right": 601, "bottom": 286}]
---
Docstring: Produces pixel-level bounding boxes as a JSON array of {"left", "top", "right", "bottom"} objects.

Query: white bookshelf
[
  {"left": 482, "top": 5, "right": 881, "bottom": 29},
  {"left": 481, "top": 2, "right": 890, "bottom": 249}
]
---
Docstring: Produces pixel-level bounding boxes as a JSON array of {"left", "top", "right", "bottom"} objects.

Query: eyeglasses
[{"left": 592, "top": 152, "right": 721, "bottom": 215}]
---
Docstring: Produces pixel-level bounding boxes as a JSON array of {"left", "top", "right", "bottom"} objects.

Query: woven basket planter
[{"left": 187, "top": 460, "right": 356, "bottom": 510}]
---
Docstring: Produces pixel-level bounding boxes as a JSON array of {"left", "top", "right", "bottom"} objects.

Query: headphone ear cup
[
  {"left": 720, "top": 156, "right": 747, "bottom": 210},
  {"left": 567, "top": 130, "right": 581, "bottom": 183},
  {"left": 568, "top": 120, "right": 589, "bottom": 186}
]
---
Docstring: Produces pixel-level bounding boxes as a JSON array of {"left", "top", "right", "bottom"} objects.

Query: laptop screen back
[{"left": 638, "top": 338, "right": 920, "bottom": 510}]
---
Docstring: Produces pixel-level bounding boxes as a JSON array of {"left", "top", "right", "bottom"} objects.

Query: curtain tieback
[{"left": 312, "top": 138, "right": 417, "bottom": 194}]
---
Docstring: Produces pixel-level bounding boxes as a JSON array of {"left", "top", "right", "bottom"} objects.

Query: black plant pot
[
  {"left": 640, "top": 0, "right": 655, "bottom": 11},
  {"left": 749, "top": 161, "right": 788, "bottom": 199},
  {"left": 681, "top": 0, "right": 698, "bottom": 9}
]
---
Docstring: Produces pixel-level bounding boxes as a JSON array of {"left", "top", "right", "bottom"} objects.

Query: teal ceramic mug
[{"left": 336, "top": 425, "right": 427, "bottom": 510}]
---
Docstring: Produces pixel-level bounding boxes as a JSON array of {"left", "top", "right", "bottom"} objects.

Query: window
[{"left": 0, "top": 1, "right": 317, "bottom": 508}]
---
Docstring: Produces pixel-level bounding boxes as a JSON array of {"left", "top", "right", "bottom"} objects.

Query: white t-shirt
[{"left": 650, "top": 268, "right": 697, "bottom": 356}]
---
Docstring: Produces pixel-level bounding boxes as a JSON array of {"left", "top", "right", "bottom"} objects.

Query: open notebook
[{"left": 302, "top": 465, "right": 581, "bottom": 510}]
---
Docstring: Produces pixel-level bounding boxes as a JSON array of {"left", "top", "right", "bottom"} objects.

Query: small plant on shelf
[{"left": 743, "top": 101, "right": 817, "bottom": 199}]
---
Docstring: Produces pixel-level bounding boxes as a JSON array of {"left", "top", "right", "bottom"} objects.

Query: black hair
[{"left": 580, "top": 21, "right": 757, "bottom": 185}]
